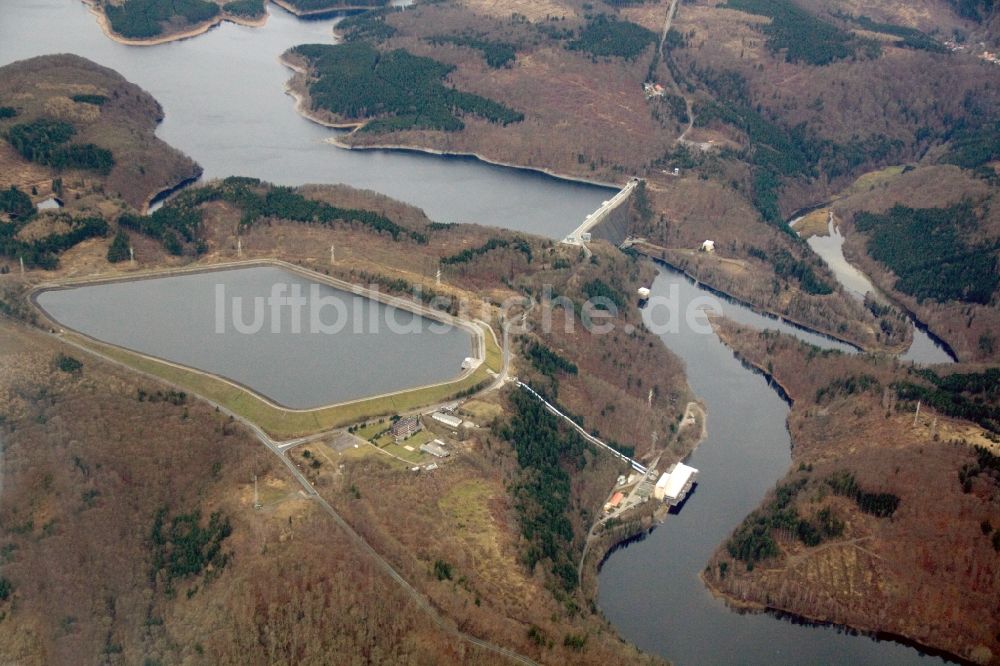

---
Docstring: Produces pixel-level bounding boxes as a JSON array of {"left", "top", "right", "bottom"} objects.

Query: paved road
[
  {"left": 39, "top": 323, "right": 540, "bottom": 666},
  {"left": 658, "top": 0, "right": 698, "bottom": 143},
  {"left": 659, "top": 0, "right": 680, "bottom": 56}
]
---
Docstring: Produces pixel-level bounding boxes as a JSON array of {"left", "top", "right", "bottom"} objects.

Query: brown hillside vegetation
[
  {"left": 120, "top": 179, "right": 691, "bottom": 458},
  {"left": 0, "top": 304, "right": 665, "bottom": 665},
  {"left": 278, "top": 0, "right": 981, "bottom": 358},
  {"left": 1, "top": 178, "right": 692, "bottom": 664},
  {"left": 288, "top": 0, "right": 677, "bottom": 184},
  {"left": 828, "top": 165, "right": 1000, "bottom": 363},
  {"left": 0, "top": 54, "right": 201, "bottom": 211},
  {"left": 290, "top": 424, "right": 662, "bottom": 665},
  {"left": 627, "top": 181, "right": 911, "bottom": 352},
  {"left": 0, "top": 318, "right": 503, "bottom": 665},
  {"left": 704, "top": 319, "right": 1000, "bottom": 664}
]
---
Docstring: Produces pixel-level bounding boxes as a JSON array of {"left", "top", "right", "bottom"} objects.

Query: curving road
[
  {"left": 658, "top": 0, "right": 697, "bottom": 143},
  {"left": 37, "top": 322, "right": 540, "bottom": 666}
]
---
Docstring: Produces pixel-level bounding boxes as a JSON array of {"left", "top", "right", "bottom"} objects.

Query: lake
[
  {"left": 35, "top": 265, "right": 473, "bottom": 409},
  {"left": 2, "top": 2, "right": 951, "bottom": 663},
  {"left": 0, "top": 0, "right": 612, "bottom": 237}
]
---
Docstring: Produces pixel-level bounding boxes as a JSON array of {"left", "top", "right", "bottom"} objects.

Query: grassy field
[
  {"left": 376, "top": 428, "right": 436, "bottom": 464},
  {"left": 794, "top": 209, "right": 831, "bottom": 238},
  {"left": 64, "top": 321, "right": 500, "bottom": 439},
  {"left": 841, "top": 165, "right": 907, "bottom": 197}
]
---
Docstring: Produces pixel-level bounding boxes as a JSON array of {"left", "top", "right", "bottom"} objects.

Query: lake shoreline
[
  {"left": 81, "top": 0, "right": 270, "bottom": 47},
  {"left": 31, "top": 258, "right": 486, "bottom": 416},
  {"left": 632, "top": 247, "right": 868, "bottom": 354},
  {"left": 790, "top": 212, "right": 958, "bottom": 363},
  {"left": 582, "top": 398, "right": 710, "bottom": 604},
  {"left": 277, "top": 54, "right": 625, "bottom": 192},
  {"left": 700, "top": 573, "right": 971, "bottom": 665},
  {"left": 328, "top": 135, "right": 627, "bottom": 191}
]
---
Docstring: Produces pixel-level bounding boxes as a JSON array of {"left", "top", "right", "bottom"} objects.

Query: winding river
[
  {"left": 800, "top": 214, "right": 956, "bottom": 365},
  {"left": 0, "top": 2, "right": 954, "bottom": 664},
  {"left": 598, "top": 267, "right": 947, "bottom": 665}
]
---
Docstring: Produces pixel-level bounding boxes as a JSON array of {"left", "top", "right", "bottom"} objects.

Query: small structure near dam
[{"left": 563, "top": 177, "right": 639, "bottom": 248}]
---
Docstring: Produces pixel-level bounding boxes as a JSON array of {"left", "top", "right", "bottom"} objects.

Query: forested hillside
[
  {"left": 707, "top": 320, "right": 1000, "bottom": 664},
  {"left": 0, "top": 55, "right": 200, "bottom": 209},
  {"left": 103, "top": 0, "right": 220, "bottom": 39},
  {"left": 289, "top": 42, "right": 523, "bottom": 132}
]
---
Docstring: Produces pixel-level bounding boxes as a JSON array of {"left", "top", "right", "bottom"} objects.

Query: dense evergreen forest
[
  {"left": 104, "top": 0, "right": 219, "bottom": 39},
  {"left": 947, "top": 0, "right": 997, "bottom": 21},
  {"left": 5, "top": 118, "right": 114, "bottom": 174},
  {"left": 0, "top": 186, "right": 35, "bottom": 220},
  {"left": 895, "top": 367, "right": 1000, "bottom": 435},
  {"left": 580, "top": 278, "right": 625, "bottom": 310},
  {"left": 943, "top": 118, "right": 1000, "bottom": 173},
  {"left": 725, "top": 0, "right": 879, "bottom": 66},
  {"left": 149, "top": 508, "right": 232, "bottom": 596},
  {"left": 70, "top": 94, "right": 108, "bottom": 106},
  {"left": 282, "top": 0, "right": 388, "bottom": 10},
  {"left": 746, "top": 245, "right": 832, "bottom": 295},
  {"left": 0, "top": 107, "right": 16, "bottom": 119},
  {"left": 524, "top": 341, "right": 578, "bottom": 379},
  {"left": 428, "top": 34, "right": 517, "bottom": 68},
  {"left": 854, "top": 204, "right": 999, "bottom": 305},
  {"left": 222, "top": 0, "right": 265, "bottom": 18},
  {"left": 106, "top": 228, "right": 131, "bottom": 263},
  {"left": 0, "top": 214, "right": 108, "bottom": 269},
  {"left": 121, "top": 177, "right": 424, "bottom": 254},
  {"left": 693, "top": 68, "right": 903, "bottom": 229},
  {"left": 292, "top": 42, "right": 523, "bottom": 133},
  {"left": 119, "top": 205, "right": 200, "bottom": 256},
  {"left": 727, "top": 479, "right": 816, "bottom": 564},
  {"left": 825, "top": 471, "right": 900, "bottom": 518},
  {"left": 440, "top": 236, "right": 531, "bottom": 265},
  {"left": 567, "top": 15, "right": 657, "bottom": 61},
  {"left": 847, "top": 15, "right": 947, "bottom": 53},
  {"left": 726, "top": 468, "right": 897, "bottom": 566},
  {"left": 336, "top": 9, "right": 398, "bottom": 42},
  {"left": 500, "top": 389, "right": 590, "bottom": 591}
]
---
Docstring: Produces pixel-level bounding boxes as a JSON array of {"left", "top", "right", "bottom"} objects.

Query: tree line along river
[{"left": 0, "top": 2, "right": 952, "bottom": 663}]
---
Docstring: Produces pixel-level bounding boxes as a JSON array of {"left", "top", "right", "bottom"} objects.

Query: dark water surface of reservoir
[
  {"left": 597, "top": 267, "right": 945, "bottom": 665},
  {"left": 36, "top": 266, "right": 472, "bottom": 408}
]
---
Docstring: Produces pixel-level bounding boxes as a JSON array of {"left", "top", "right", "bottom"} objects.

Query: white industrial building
[
  {"left": 654, "top": 462, "right": 698, "bottom": 505},
  {"left": 420, "top": 439, "right": 450, "bottom": 458},
  {"left": 431, "top": 411, "right": 463, "bottom": 429}
]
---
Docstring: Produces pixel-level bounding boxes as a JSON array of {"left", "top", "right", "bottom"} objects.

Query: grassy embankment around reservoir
[
  {"left": 35, "top": 262, "right": 501, "bottom": 440},
  {"left": 2, "top": 108, "right": 696, "bottom": 660},
  {"left": 2, "top": 171, "right": 694, "bottom": 664}
]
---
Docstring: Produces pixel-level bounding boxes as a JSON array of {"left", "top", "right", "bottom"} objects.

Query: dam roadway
[
  {"left": 563, "top": 177, "right": 639, "bottom": 246},
  {"left": 0, "top": 3, "right": 952, "bottom": 662}
]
